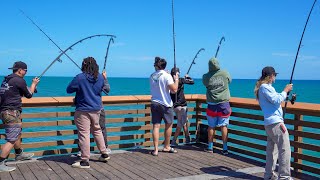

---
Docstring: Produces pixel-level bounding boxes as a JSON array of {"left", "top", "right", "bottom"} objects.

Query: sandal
[
  {"left": 162, "top": 147, "right": 177, "bottom": 153},
  {"left": 151, "top": 151, "right": 158, "bottom": 156}
]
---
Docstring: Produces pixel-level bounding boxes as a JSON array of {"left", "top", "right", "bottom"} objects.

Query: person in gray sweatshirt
[
  {"left": 254, "top": 66, "right": 293, "bottom": 180},
  {"left": 202, "top": 58, "right": 231, "bottom": 155}
]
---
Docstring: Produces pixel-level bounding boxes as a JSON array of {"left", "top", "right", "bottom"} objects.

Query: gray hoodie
[{"left": 202, "top": 58, "right": 232, "bottom": 103}]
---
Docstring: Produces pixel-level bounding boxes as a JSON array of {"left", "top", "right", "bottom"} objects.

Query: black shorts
[{"left": 151, "top": 102, "right": 174, "bottom": 124}]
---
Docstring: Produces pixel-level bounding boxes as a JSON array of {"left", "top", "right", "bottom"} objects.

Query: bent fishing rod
[
  {"left": 19, "top": 9, "right": 81, "bottom": 70},
  {"left": 186, "top": 48, "right": 205, "bottom": 75},
  {"left": 39, "top": 34, "right": 116, "bottom": 78},
  {"left": 283, "top": 0, "right": 317, "bottom": 117},
  {"left": 215, "top": 36, "right": 225, "bottom": 58},
  {"left": 103, "top": 37, "right": 115, "bottom": 71}
]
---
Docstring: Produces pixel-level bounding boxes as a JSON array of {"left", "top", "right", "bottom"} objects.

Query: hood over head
[{"left": 208, "top": 58, "right": 220, "bottom": 72}]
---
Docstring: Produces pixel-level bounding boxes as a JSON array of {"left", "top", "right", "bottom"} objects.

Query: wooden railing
[{"left": 0, "top": 94, "right": 319, "bottom": 177}]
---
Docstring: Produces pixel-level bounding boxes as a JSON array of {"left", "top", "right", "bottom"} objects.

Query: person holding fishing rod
[
  {"left": 67, "top": 57, "right": 110, "bottom": 168},
  {"left": 0, "top": 61, "right": 40, "bottom": 172},
  {"left": 150, "top": 57, "right": 179, "bottom": 156},
  {"left": 170, "top": 67, "right": 194, "bottom": 147},
  {"left": 202, "top": 57, "right": 231, "bottom": 155},
  {"left": 254, "top": 66, "right": 293, "bottom": 180}
]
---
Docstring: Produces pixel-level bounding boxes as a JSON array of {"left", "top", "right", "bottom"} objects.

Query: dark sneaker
[
  {"left": 186, "top": 136, "right": 191, "bottom": 144},
  {"left": 171, "top": 140, "right": 178, "bottom": 147},
  {"left": 72, "top": 160, "right": 90, "bottom": 168},
  {"left": 15, "top": 149, "right": 34, "bottom": 161},
  {"left": 0, "top": 160, "right": 16, "bottom": 172},
  {"left": 99, "top": 154, "right": 110, "bottom": 162},
  {"left": 222, "top": 150, "right": 229, "bottom": 155}
]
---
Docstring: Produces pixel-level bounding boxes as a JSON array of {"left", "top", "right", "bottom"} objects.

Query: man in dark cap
[
  {"left": 0, "top": 61, "right": 40, "bottom": 172},
  {"left": 254, "top": 66, "right": 293, "bottom": 180}
]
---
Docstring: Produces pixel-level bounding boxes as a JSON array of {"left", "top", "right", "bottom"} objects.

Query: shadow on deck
[{"left": 0, "top": 144, "right": 316, "bottom": 180}]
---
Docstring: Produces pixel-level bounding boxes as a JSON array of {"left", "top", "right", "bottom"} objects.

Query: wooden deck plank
[
  {"left": 107, "top": 155, "right": 144, "bottom": 180},
  {"left": 35, "top": 160, "right": 62, "bottom": 180},
  {"left": 121, "top": 152, "right": 169, "bottom": 179},
  {"left": 127, "top": 150, "right": 181, "bottom": 178},
  {"left": 88, "top": 161, "right": 116, "bottom": 180},
  {"left": 16, "top": 163, "right": 37, "bottom": 180},
  {"left": 0, "top": 170, "right": 13, "bottom": 180},
  {"left": 115, "top": 154, "right": 157, "bottom": 180},
  {"left": 90, "top": 160, "right": 129, "bottom": 180},
  {"left": 26, "top": 162, "right": 50, "bottom": 180},
  {"left": 129, "top": 149, "right": 185, "bottom": 177},
  {"left": 9, "top": 165, "right": 25, "bottom": 180},
  {"left": 54, "top": 159, "right": 90, "bottom": 180},
  {"left": 44, "top": 160, "right": 73, "bottom": 180}
]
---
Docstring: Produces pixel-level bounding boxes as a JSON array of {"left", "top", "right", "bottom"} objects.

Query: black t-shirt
[
  {"left": 170, "top": 77, "right": 194, "bottom": 108},
  {"left": 0, "top": 74, "right": 33, "bottom": 112}
]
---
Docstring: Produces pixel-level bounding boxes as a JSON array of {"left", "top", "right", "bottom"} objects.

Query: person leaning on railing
[
  {"left": 169, "top": 67, "right": 194, "bottom": 147},
  {"left": 149, "top": 57, "right": 179, "bottom": 156},
  {"left": 0, "top": 61, "right": 40, "bottom": 172},
  {"left": 202, "top": 57, "right": 232, "bottom": 155},
  {"left": 254, "top": 66, "right": 293, "bottom": 180},
  {"left": 66, "top": 57, "right": 110, "bottom": 169}
]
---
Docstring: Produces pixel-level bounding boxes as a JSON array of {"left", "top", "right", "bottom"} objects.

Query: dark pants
[{"left": 77, "top": 109, "right": 108, "bottom": 150}]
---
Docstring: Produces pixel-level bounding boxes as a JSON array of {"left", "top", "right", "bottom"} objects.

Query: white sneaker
[
  {"left": 0, "top": 160, "right": 16, "bottom": 172},
  {"left": 106, "top": 148, "right": 112, "bottom": 154}
]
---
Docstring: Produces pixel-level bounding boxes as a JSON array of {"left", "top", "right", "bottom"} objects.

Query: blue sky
[{"left": 1, "top": 0, "right": 319, "bottom": 80}]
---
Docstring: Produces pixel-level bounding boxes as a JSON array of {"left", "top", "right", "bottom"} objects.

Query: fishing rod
[
  {"left": 39, "top": 34, "right": 116, "bottom": 78},
  {"left": 19, "top": 9, "right": 81, "bottom": 70},
  {"left": 186, "top": 48, "right": 205, "bottom": 75},
  {"left": 283, "top": 0, "right": 317, "bottom": 117},
  {"left": 171, "top": 0, "right": 178, "bottom": 102},
  {"left": 215, "top": 36, "right": 225, "bottom": 58},
  {"left": 103, "top": 37, "right": 115, "bottom": 71}
]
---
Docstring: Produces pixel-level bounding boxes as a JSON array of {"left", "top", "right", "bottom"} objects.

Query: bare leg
[
  {"left": 0, "top": 142, "right": 15, "bottom": 158},
  {"left": 164, "top": 123, "right": 173, "bottom": 150},
  {"left": 152, "top": 124, "right": 160, "bottom": 154}
]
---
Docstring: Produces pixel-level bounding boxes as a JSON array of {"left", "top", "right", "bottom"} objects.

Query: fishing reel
[{"left": 289, "top": 93, "right": 297, "bottom": 105}]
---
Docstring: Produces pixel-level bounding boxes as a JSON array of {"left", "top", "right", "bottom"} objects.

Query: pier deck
[{"left": 0, "top": 144, "right": 314, "bottom": 180}]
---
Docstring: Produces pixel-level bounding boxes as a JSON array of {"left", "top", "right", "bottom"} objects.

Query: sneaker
[
  {"left": 76, "top": 151, "right": 81, "bottom": 158},
  {"left": 99, "top": 154, "right": 110, "bottom": 162},
  {"left": 106, "top": 148, "right": 112, "bottom": 154},
  {"left": 72, "top": 160, "right": 90, "bottom": 169},
  {"left": 15, "top": 149, "right": 34, "bottom": 161},
  {"left": 204, "top": 148, "right": 214, "bottom": 153},
  {"left": 171, "top": 140, "right": 178, "bottom": 147},
  {"left": 185, "top": 136, "right": 191, "bottom": 144},
  {"left": 0, "top": 160, "right": 16, "bottom": 172},
  {"left": 222, "top": 150, "right": 229, "bottom": 155}
]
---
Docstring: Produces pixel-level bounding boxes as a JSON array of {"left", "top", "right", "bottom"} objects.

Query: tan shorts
[
  {"left": 0, "top": 110, "right": 22, "bottom": 142},
  {"left": 174, "top": 106, "right": 188, "bottom": 128}
]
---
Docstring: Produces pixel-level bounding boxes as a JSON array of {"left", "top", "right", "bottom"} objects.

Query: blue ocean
[{"left": 1, "top": 76, "right": 319, "bottom": 177}]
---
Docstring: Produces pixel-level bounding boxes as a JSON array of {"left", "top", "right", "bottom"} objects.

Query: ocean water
[
  {"left": 1, "top": 76, "right": 319, "bottom": 176},
  {"left": 14, "top": 76, "right": 320, "bottom": 104}
]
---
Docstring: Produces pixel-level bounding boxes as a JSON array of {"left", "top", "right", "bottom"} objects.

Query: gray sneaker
[
  {"left": 15, "top": 149, "right": 34, "bottom": 161},
  {"left": 0, "top": 160, "right": 16, "bottom": 172},
  {"left": 106, "top": 148, "right": 112, "bottom": 154}
]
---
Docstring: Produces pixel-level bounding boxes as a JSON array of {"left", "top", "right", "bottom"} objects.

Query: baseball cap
[
  {"left": 262, "top": 66, "right": 278, "bottom": 77},
  {"left": 8, "top": 61, "right": 27, "bottom": 70}
]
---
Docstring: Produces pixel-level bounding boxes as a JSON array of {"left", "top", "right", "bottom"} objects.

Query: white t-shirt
[{"left": 150, "top": 70, "right": 174, "bottom": 107}]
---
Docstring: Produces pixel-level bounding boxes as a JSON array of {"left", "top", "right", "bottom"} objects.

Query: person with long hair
[
  {"left": 67, "top": 57, "right": 110, "bottom": 168},
  {"left": 254, "top": 66, "right": 293, "bottom": 180}
]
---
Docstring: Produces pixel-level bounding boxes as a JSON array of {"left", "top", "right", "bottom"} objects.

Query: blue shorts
[
  {"left": 151, "top": 102, "right": 174, "bottom": 124},
  {"left": 207, "top": 116, "right": 230, "bottom": 128}
]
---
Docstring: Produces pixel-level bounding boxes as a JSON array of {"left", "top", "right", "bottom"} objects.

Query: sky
[{"left": 1, "top": 0, "right": 320, "bottom": 80}]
